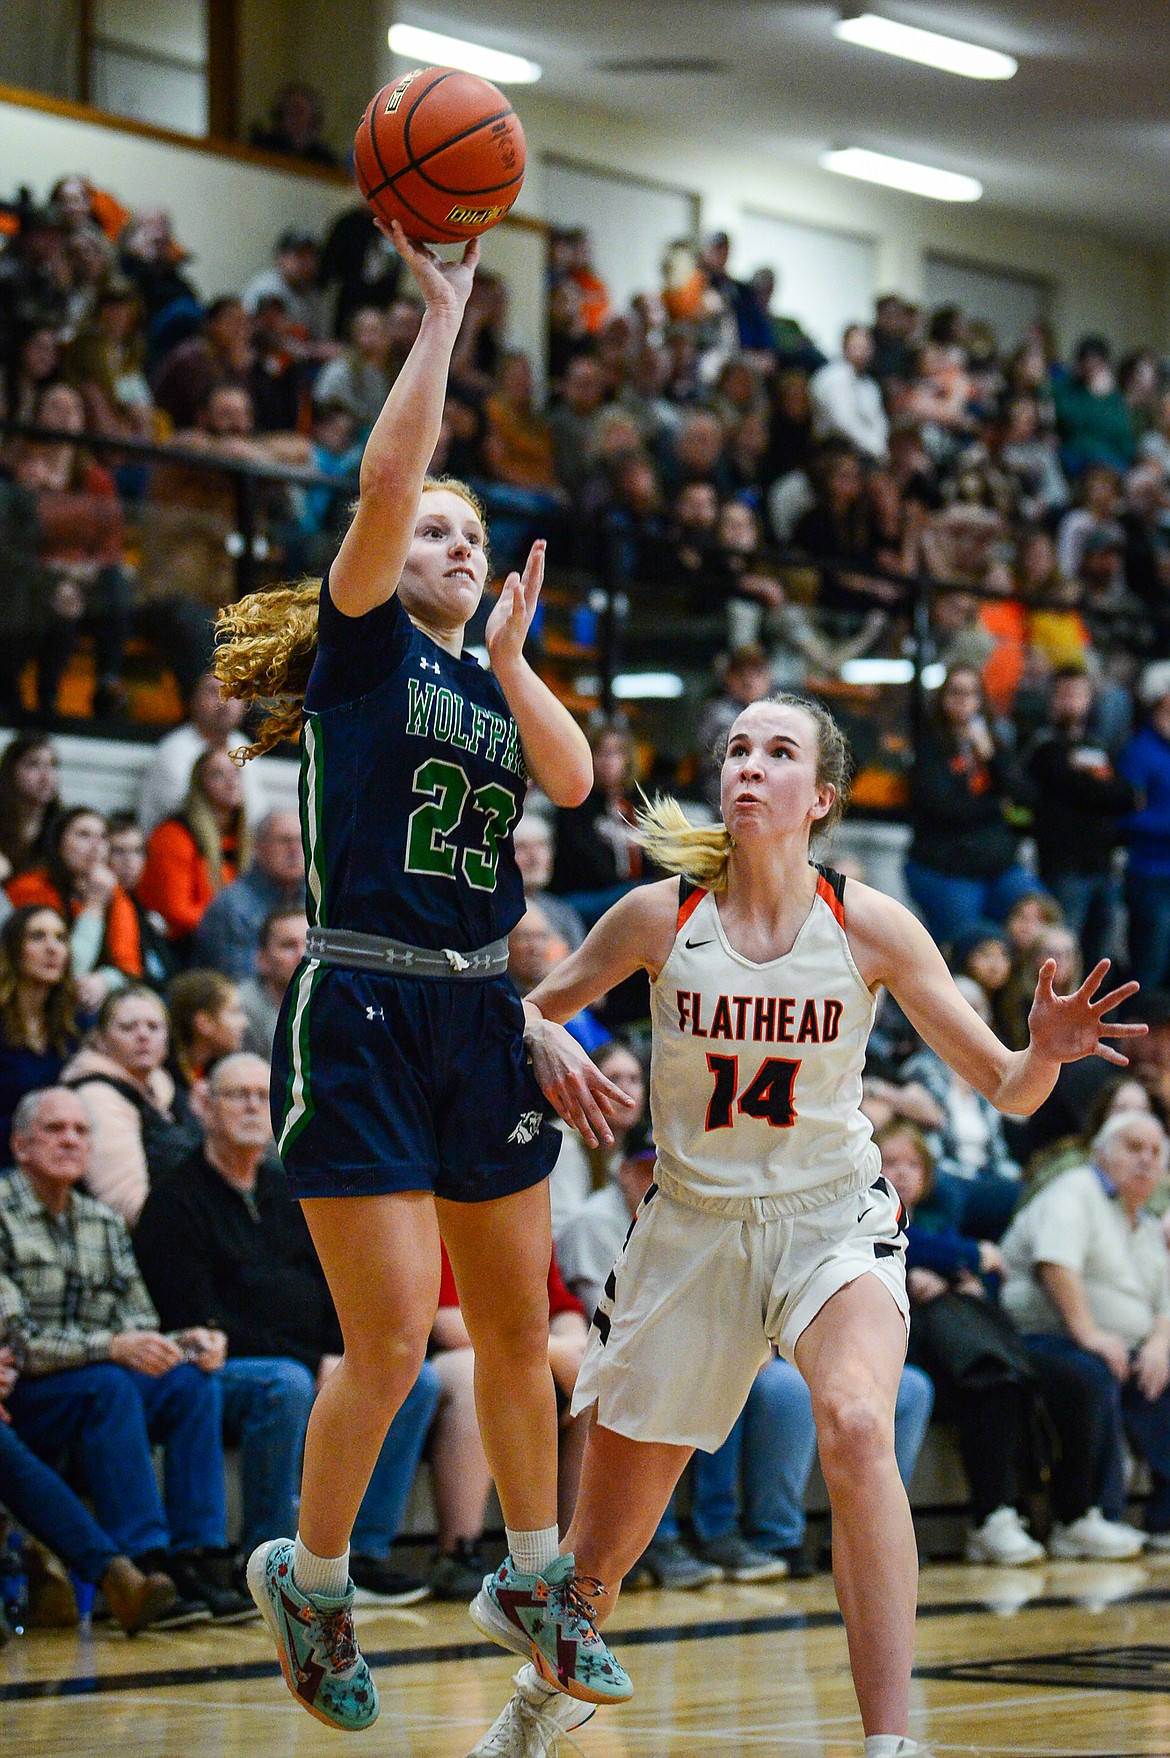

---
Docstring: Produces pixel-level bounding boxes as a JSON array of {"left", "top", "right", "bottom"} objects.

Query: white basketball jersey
[{"left": 648, "top": 869, "right": 880, "bottom": 1218}]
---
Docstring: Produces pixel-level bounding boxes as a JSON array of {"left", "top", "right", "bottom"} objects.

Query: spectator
[
  {"left": 318, "top": 203, "right": 403, "bottom": 340},
  {"left": 0, "top": 1338, "right": 184, "bottom": 1632},
  {"left": 547, "top": 355, "right": 607, "bottom": 496},
  {"left": 117, "top": 208, "right": 198, "bottom": 332},
  {"left": 0, "top": 735, "right": 61, "bottom": 884},
  {"left": 0, "top": 1086, "right": 254, "bottom": 1621},
  {"left": 999, "top": 925, "right": 1083, "bottom": 1055},
  {"left": 152, "top": 295, "right": 253, "bottom": 431},
  {"left": 105, "top": 812, "right": 177, "bottom": 991},
  {"left": 138, "top": 669, "right": 267, "bottom": 836},
  {"left": 10, "top": 323, "right": 62, "bottom": 423},
  {"left": 133, "top": 1053, "right": 437, "bottom": 1598},
  {"left": 238, "top": 907, "right": 308, "bottom": 1059},
  {"left": 551, "top": 722, "right": 645, "bottom": 910},
  {"left": 660, "top": 408, "right": 731, "bottom": 498},
  {"left": 429, "top": 1238, "right": 588, "bottom": 1587},
  {"left": 1140, "top": 387, "right": 1170, "bottom": 478},
  {"left": 1119, "top": 662, "right": 1170, "bottom": 991},
  {"left": 62, "top": 984, "right": 184, "bottom": 1225},
  {"left": 880, "top": 1122, "right": 1131, "bottom": 1566},
  {"left": 903, "top": 976, "right": 1022, "bottom": 1238},
  {"left": 1057, "top": 463, "right": 1124, "bottom": 583},
  {"left": 7, "top": 806, "right": 144, "bottom": 1002},
  {"left": 166, "top": 969, "right": 247, "bottom": 1115},
  {"left": 1002, "top": 890, "right": 1066, "bottom": 961},
  {"left": 809, "top": 324, "right": 889, "bottom": 459},
  {"left": 997, "top": 394, "right": 1069, "bottom": 525},
  {"left": 1052, "top": 336, "right": 1136, "bottom": 477},
  {"left": 511, "top": 815, "right": 585, "bottom": 956},
  {"left": 904, "top": 666, "right": 1036, "bottom": 943},
  {"left": 311, "top": 306, "right": 392, "bottom": 435},
  {"left": 11, "top": 380, "right": 131, "bottom": 719},
  {"left": 0, "top": 906, "right": 78, "bottom": 1164},
  {"left": 62, "top": 279, "right": 153, "bottom": 442},
  {"left": 191, "top": 810, "right": 305, "bottom": 979},
  {"left": 241, "top": 229, "right": 330, "bottom": 350},
  {"left": 550, "top": 1037, "right": 646, "bottom": 1240},
  {"left": 483, "top": 351, "right": 563, "bottom": 495},
  {"left": 948, "top": 921, "right": 1013, "bottom": 1026},
  {"left": 139, "top": 747, "right": 253, "bottom": 950},
  {"left": 507, "top": 903, "right": 607, "bottom": 1055},
  {"left": 693, "top": 645, "right": 774, "bottom": 809},
  {"left": 1024, "top": 668, "right": 1139, "bottom": 966},
  {"left": 250, "top": 83, "right": 338, "bottom": 167},
  {"left": 1001, "top": 1111, "right": 1170, "bottom": 1556}
]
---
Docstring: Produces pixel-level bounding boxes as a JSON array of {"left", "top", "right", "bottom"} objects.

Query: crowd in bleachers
[{"left": 4, "top": 158, "right": 1170, "bottom": 1638}]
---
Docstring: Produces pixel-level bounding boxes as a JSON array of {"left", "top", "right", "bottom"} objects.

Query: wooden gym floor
[{"left": 6, "top": 1557, "right": 1170, "bottom": 1757}]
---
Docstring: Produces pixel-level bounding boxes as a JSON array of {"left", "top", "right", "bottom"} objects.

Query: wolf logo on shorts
[{"left": 507, "top": 1110, "right": 544, "bottom": 1146}]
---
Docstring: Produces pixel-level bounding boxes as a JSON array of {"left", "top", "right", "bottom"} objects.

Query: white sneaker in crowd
[
  {"left": 467, "top": 1665, "right": 596, "bottom": 1758},
  {"left": 1049, "top": 1507, "right": 1145, "bottom": 1560},
  {"left": 965, "top": 1506, "right": 1046, "bottom": 1566}
]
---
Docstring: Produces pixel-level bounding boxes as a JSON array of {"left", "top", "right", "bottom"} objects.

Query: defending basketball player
[
  {"left": 214, "top": 220, "right": 630, "bottom": 1732},
  {"left": 468, "top": 693, "right": 1145, "bottom": 1758}
]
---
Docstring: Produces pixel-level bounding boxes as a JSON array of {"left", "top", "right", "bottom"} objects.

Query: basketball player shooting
[{"left": 467, "top": 693, "right": 1146, "bottom": 1758}]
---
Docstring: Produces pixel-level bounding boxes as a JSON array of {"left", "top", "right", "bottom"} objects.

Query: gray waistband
[{"left": 305, "top": 925, "right": 509, "bottom": 980}]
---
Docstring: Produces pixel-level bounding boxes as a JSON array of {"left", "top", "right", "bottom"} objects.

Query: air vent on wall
[{"left": 593, "top": 56, "right": 726, "bottom": 74}]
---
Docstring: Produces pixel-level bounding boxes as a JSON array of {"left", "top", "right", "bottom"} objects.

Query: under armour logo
[
  {"left": 507, "top": 1111, "right": 543, "bottom": 1146},
  {"left": 366, "top": 1005, "right": 384, "bottom": 1021},
  {"left": 420, "top": 657, "right": 441, "bottom": 673}
]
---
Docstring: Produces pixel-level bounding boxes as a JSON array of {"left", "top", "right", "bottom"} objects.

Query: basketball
[{"left": 353, "top": 67, "right": 526, "bottom": 244}]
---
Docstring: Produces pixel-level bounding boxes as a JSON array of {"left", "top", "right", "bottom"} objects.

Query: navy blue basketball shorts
[{"left": 272, "top": 963, "right": 559, "bottom": 1202}]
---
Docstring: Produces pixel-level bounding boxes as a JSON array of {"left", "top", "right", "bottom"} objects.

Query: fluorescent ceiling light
[
  {"left": 834, "top": 13, "right": 1016, "bottom": 80},
  {"left": 576, "top": 672, "right": 685, "bottom": 700},
  {"left": 840, "top": 658, "right": 915, "bottom": 685},
  {"left": 388, "top": 23, "right": 541, "bottom": 83},
  {"left": 821, "top": 147, "right": 982, "bottom": 202}
]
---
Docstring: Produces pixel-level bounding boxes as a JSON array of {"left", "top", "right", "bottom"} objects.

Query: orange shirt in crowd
[
  {"left": 6, "top": 869, "right": 143, "bottom": 977},
  {"left": 137, "top": 819, "right": 238, "bottom": 943}
]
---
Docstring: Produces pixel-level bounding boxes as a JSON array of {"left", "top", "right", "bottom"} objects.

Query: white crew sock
[
  {"left": 506, "top": 1525, "right": 560, "bottom": 1574},
  {"left": 293, "top": 1534, "right": 350, "bottom": 1600},
  {"left": 864, "top": 1739, "right": 922, "bottom": 1758}
]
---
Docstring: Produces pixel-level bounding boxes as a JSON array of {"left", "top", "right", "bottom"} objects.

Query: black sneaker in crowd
[
  {"left": 773, "top": 1544, "right": 819, "bottom": 1580},
  {"left": 429, "top": 1539, "right": 489, "bottom": 1602},
  {"left": 350, "top": 1552, "right": 432, "bottom": 1606},
  {"left": 167, "top": 1550, "right": 260, "bottom": 1625}
]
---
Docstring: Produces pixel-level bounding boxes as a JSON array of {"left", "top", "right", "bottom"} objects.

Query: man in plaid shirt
[{"left": 0, "top": 1085, "right": 253, "bottom": 1623}]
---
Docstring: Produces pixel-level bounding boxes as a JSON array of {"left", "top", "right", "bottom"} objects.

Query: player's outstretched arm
[
  {"left": 523, "top": 881, "right": 678, "bottom": 1145},
  {"left": 847, "top": 884, "right": 1146, "bottom": 1117},
  {"left": 485, "top": 539, "right": 592, "bottom": 806},
  {"left": 330, "top": 221, "right": 480, "bottom": 618}
]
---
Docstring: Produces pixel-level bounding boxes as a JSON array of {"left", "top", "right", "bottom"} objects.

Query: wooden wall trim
[{"left": 0, "top": 80, "right": 550, "bottom": 239}]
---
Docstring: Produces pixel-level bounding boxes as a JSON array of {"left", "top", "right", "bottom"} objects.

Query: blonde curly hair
[{"left": 214, "top": 476, "right": 488, "bottom": 759}]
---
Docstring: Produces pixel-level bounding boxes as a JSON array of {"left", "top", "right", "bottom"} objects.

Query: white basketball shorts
[{"left": 571, "top": 1173, "right": 909, "bottom": 1452}]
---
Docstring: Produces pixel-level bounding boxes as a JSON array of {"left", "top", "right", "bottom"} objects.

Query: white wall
[
  {"left": 541, "top": 156, "right": 698, "bottom": 316},
  {"left": 734, "top": 210, "right": 877, "bottom": 356},
  {"left": 514, "top": 91, "right": 1170, "bottom": 354}
]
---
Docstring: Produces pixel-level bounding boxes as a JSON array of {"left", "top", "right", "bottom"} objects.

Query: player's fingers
[
  {"left": 1095, "top": 1045, "right": 1130, "bottom": 1066},
  {"left": 586, "top": 1072, "right": 630, "bottom": 1114},
  {"left": 522, "top": 540, "right": 546, "bottom": 610},
  {"left": 1092, "top": 980, "right": 1141, "bottom": 1014},
  {"left": 1078, "top": 957, "right": 1112, "bottom": 998},
  {"left": 1035, "top": 958, "right": 1057, "bottom": 998},
  {"left": 460, "top": 235, "right": 482, "bottom": 273},
  {"left": 1099, "top": 1022, "right": 1148, "bottom": 1036}
]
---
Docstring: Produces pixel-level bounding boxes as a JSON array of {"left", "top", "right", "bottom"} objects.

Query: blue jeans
[
  {"left": 1043, "top": 869, "right": 1119, "bottom": 970},
  {"left": 0, "top": 1418, "right": 120, "bottom": 1584},
  {"left": 691, "top": 1358, "right": 934, "bottom": 1549},
  {"left": 1022, "top": 1334, "right": 1128, "bottom": 1521},
  {"left": 1120, "top": 1376, "right": 1170, "bottom": 1533},
  {"left": 7, "top": 1362, "right": 225, "bottom": 1558},
  {"left": 903, "top": 860, "right": 1039, "bottom": 947},
  {"left": 221, "top": 1357, "right": 441, "bottom": 1555},
  {"left": 933, "top": 1170, "right": 1022, "bottom": 1242},
  {"left": 1125, "top": 870, "right": 1170, "bottom": 990}
]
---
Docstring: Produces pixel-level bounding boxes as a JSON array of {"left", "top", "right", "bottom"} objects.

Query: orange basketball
[{"left": 353, "top": 67, "right": 526, "bottom": 245}]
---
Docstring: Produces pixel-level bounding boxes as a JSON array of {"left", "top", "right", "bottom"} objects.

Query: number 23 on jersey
[{"left": 405, "top": 757, "right": 520, "bottom": 893}]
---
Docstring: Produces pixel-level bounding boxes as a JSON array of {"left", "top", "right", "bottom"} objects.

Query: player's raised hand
[
  {"left": 525, "top": 1011, "right": 628, "bottom": 1149},
  {"left": 485, "top": 539, "right": 546, "bottom": 674},
  {"left": 1028, "top": 958, "right": 1147, "bottom": 1067},
  {"left": 379, "top": 218, "right": 479, "bottom": 318}
]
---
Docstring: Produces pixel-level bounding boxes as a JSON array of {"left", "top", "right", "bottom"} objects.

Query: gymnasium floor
[{"left": 6, "top": 1558, "right": 1170, "bottom": 1757}]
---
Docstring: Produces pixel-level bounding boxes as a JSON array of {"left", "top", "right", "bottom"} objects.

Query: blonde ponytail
[
  {"left": 214, "top": 580, "right": 321, "bottom": 760},
  {"left": 634, "top": 794, "right": 734, "bottom": 892}
]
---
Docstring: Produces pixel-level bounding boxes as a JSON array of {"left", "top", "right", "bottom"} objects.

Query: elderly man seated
[
  {"left": 0, "top": 1087, "right": 254, "bottom": 1623},
  {"left": 1002, "top": 1110, "right": 1170, "bottom": 1554}
]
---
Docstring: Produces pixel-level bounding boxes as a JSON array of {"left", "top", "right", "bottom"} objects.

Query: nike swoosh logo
[{"left": 685, "top": 937, "right": 714, "bottom": 949}]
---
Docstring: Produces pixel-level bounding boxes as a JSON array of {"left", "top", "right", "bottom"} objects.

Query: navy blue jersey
[{"left": 301, "top": 572, "right": 527, "bottom": 951}]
